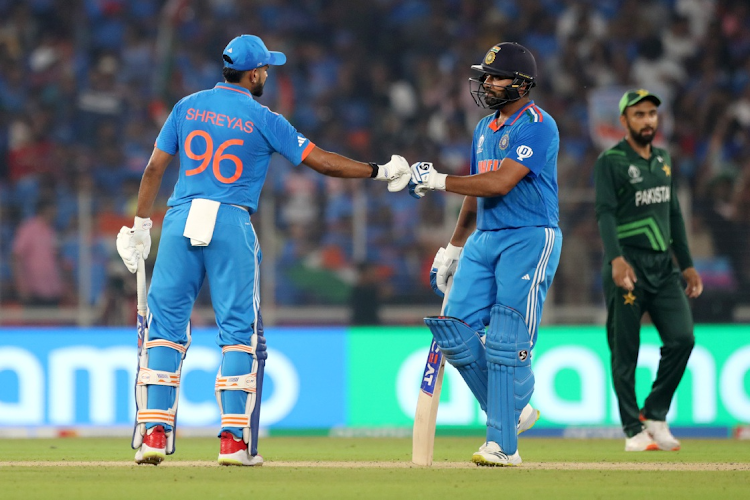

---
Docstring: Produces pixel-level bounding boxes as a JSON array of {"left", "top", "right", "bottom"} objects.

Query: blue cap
[{"left": 222, "top": 35, "right": 286, "bottom": 71}]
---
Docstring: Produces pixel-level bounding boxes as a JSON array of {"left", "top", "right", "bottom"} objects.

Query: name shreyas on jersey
[
  {"left": 185, "top": 108, "right": 255, "bottom": 134},
  {"left": 635, "top": 186, "right": 670, "bottom": 207}
]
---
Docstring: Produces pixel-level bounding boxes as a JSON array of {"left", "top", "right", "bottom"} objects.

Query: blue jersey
[
  {"left": 470, "top": 101, "right": 559, "bottom": 230},
  {"left": 156, "top": 82, "right": 315, "bottom": 213}
]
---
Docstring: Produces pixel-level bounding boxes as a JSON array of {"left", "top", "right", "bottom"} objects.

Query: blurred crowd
[{"left": 0, "top": 0, "right": 748, "bottom": 324}]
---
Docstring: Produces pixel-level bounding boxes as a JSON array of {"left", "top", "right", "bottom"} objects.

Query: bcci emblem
[
  {"left": 628, "top": 164, "right": 643, "bottom": 184},
  {"left": 499, "top": 134, "right": 510, "bottom": 150},
  {"left": 518, "top": 350, "right": 528, "bottom": 362},
  {"left": 485, "top": 52, "right": 496, "bottom": 64}
]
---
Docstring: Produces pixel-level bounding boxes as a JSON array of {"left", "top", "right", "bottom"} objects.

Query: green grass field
[{"left": 1, "top": 437, "right": 749, "bottom": 499}]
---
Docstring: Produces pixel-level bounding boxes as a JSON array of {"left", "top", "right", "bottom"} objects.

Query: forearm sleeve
[
  {"left": 670, "top": 193, "right": 694, "bottom": 270},
  {"left": 594, "top": 157, "right": 623, "bottom": 263},
  {"left": 597, "top": 213, "right": 623, "bottom": 264}
]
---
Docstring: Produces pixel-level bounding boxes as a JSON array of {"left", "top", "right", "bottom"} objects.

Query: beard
[
  {"left": 251, "top": 81, "right": 265, "bottom": 97},
  {"left": 629, "top": 124, "right": 656, "bottom": 146},
  {"left": 483, "top": 87, "right": 508, "bottom": 109}
]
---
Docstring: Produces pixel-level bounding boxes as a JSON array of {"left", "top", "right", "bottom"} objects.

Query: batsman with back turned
[
  {"left": 410, "top": 42, "right": 562, "bottom": 466},
  {"left": 115, "top": 34, "right": 412, "bottom": 466},
  {"left": 594, "top": 89, "right": 703, "bottom": 452}
]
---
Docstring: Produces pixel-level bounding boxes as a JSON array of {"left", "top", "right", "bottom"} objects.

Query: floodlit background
[{"left": 0, "top": 0, "right": 748, "bottom": 435}]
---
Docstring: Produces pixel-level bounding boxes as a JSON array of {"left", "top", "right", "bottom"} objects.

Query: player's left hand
[
  {"left": 374, "top": 154, "right": 411, "bottom": 192},
  {"left": 682, "top": 267, "right": 703, "bottom": 298},
  {"left": 429, "top": 247, "right": 446, "bottom": 298},
  {"left": 410, "top": 162, "right": 447, "bottom": 197},
  {"left": 116, "top": 216, "right": 153, "bottom": 273}
]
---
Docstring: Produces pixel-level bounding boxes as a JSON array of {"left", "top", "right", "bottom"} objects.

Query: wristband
[{"left": 368, "top": 162, "right": 379, "bottom": 178}]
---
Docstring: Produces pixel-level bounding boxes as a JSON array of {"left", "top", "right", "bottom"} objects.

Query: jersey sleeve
[
  {"left": 264, "top": 110, "right": 315, "bottom": 166},
  {"left": 669, "top": 178, "right": 694, "bottom": 270},
  {"left": 507, "top": 121, "right": 555, "bottom": 176},
  {"left": 594, "top": 152, "right": 623, "bottom": 264},
  {"left": 155, "top": 104, "right": 180, "bottom": 155}
]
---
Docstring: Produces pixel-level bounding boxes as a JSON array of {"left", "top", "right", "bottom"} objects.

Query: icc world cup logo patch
[{"left": 499, "top": 134, "right": 510, "bottom": 150}]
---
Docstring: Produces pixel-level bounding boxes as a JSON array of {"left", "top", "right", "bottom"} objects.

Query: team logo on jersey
[
  {"left": 516, "top": 145, "right": 533, "bottom": 162},
  {"left": 628, "top": 164, "right": 643, "bottom": 184},
  {"left": 499, "top": 134, "right": 510, "bottom": 150},
  {"left": 297, "top": 136, "right": 306, "bottom": 147},
  {"left": 477, "top": 134, "right": 485, "bottom": 154}
]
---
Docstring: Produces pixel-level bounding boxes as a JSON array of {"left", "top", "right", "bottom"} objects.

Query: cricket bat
[
  {"left": 131, "top": 255, "right": 149, "bottom": 450},
  {"left": 136, "top": 256, "right": 148, "bottom": 354},
  {"left": 412, "top": 277, "right": 452, "bottom": 466}
]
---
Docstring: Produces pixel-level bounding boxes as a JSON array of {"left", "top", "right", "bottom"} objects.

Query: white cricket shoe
[
  {"left": 134, "top": 425, "right": 167, "bottom": 465},
  {"left": 624, "top": 429, "right": 659, "bottom": 452},
  {"left": 472, "top": 441, "right": 522, "bottom": 467},
  {"left": 517, "top": 404, "right": 540, "bottom": 434},
  {"left": 218, "top": 431, "right": 264, "bottom": 466},
  {"left": 643, "top": 419, "right": 681, "bottom": 451}
]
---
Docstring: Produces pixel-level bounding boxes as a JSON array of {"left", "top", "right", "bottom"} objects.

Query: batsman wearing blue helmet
[
  {"left": 116, "top": 34, "right": 411, "bottom": 467},
  {"left": 410, "top": 42, "right": 562, "bottom": 466}
]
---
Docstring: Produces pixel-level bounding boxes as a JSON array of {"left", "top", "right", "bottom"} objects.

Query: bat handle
[
  {"left": 136, "top": 256, "right": 147, "bottom": 316},
  {"left": 440, "top": 276, "right": 453, "bottom": 315}
]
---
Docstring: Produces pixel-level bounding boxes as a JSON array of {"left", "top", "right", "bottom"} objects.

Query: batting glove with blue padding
[{"left": 410, "top": 161, "right": 447, "bottom": 198}]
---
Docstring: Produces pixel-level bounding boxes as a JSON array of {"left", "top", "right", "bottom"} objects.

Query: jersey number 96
[{"left": 184, "top": 130, "right": 243, "bottom": 184}]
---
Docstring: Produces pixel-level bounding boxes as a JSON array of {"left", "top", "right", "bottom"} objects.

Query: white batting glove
[
  {"left": 436, "top": 243, "right": 461, "bottom": 294},
  {"left": 410, "top": 161, "right": 447, "bottom": 198},
  {"left": 373, "top": 154, "right": 411, "bottom": 192},
  {"left": 116, "top": 216, "right": 153, "bottom": 273}
]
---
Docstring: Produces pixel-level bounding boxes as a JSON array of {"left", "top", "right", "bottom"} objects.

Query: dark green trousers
[{"left": 603, "top": 249, "right": 695, "bottom": 437}]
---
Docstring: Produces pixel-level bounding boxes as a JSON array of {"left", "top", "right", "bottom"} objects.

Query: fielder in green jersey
[{"left": 594, "top": 89, "right": 703, "bottom": 452}]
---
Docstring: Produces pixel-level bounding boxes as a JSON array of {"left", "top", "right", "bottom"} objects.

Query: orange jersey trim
[{"left": 300, "top": 141, "right": 316, "bottom": 162}]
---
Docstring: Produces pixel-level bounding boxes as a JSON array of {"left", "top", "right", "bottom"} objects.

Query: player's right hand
[
  {"left": 435, "top": 244, "right": 462, "bottom": 294},
  {"left": 374, "top": 154, "right": 411, "bottom": 192},
  {"left": 611, "top": 256, "right": 637, "bottom": 291},
  {"left": 116, "top": 216, "right": 153, "bottom": 273}
]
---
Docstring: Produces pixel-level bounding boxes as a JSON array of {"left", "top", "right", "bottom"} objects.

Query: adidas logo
[
  {"left": 297, "top": 136, "right": 306, "bottom": 147},
  {"left": 522, "top": 274, "right": 530, "bottom": 280},
  {"left": 227, "top": 48, "right": 233, "bottom": 53}
]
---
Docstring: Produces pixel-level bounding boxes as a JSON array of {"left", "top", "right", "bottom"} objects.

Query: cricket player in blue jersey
[
  {"left": 410, "top": 42, "right": 562, "bottom": 466},
  {"left": 115, "top": 34, "right": 411, "bottom": 466}
]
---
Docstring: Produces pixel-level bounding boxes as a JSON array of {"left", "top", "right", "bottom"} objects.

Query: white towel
[{"left": 183, "top": 198, "right": 221, "bottom": 246}]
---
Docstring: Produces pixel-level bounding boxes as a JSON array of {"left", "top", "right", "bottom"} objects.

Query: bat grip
[
  {"left": 439, "top": 276, "right": 453, "bottom": 315},
  {"left": 136, "top": 256, "right": 147, "bottom": 316}
]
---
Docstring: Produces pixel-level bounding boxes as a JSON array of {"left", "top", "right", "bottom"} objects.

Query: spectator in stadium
[{"left": 11, "top": 199, "right": 63, "bottom": 306}]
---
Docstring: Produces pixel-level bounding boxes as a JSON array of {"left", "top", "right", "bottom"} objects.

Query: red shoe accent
[
  {"left": 144, "top": 426, "right": 167, "bottom": 449},
  {"left": 220, "top": 431, "right": 248, "bottom": 454}
]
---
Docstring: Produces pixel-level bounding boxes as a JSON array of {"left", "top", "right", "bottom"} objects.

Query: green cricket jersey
[{"left": 594, "top": 139, "right": 693, "bottom": 270}]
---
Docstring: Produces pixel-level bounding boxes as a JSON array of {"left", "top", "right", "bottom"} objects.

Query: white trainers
[
  {"left": 643, "top": 419, "right": 681, "bottom": 451},
  {"left": 517, "top": 404, "right": 540, "bottom": 434},
  {"left": 472, "top": 441, "right": 522, "bottom": 467},
  {"left": 624, "top": 429, "right": 659, "bottom": 452}
]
